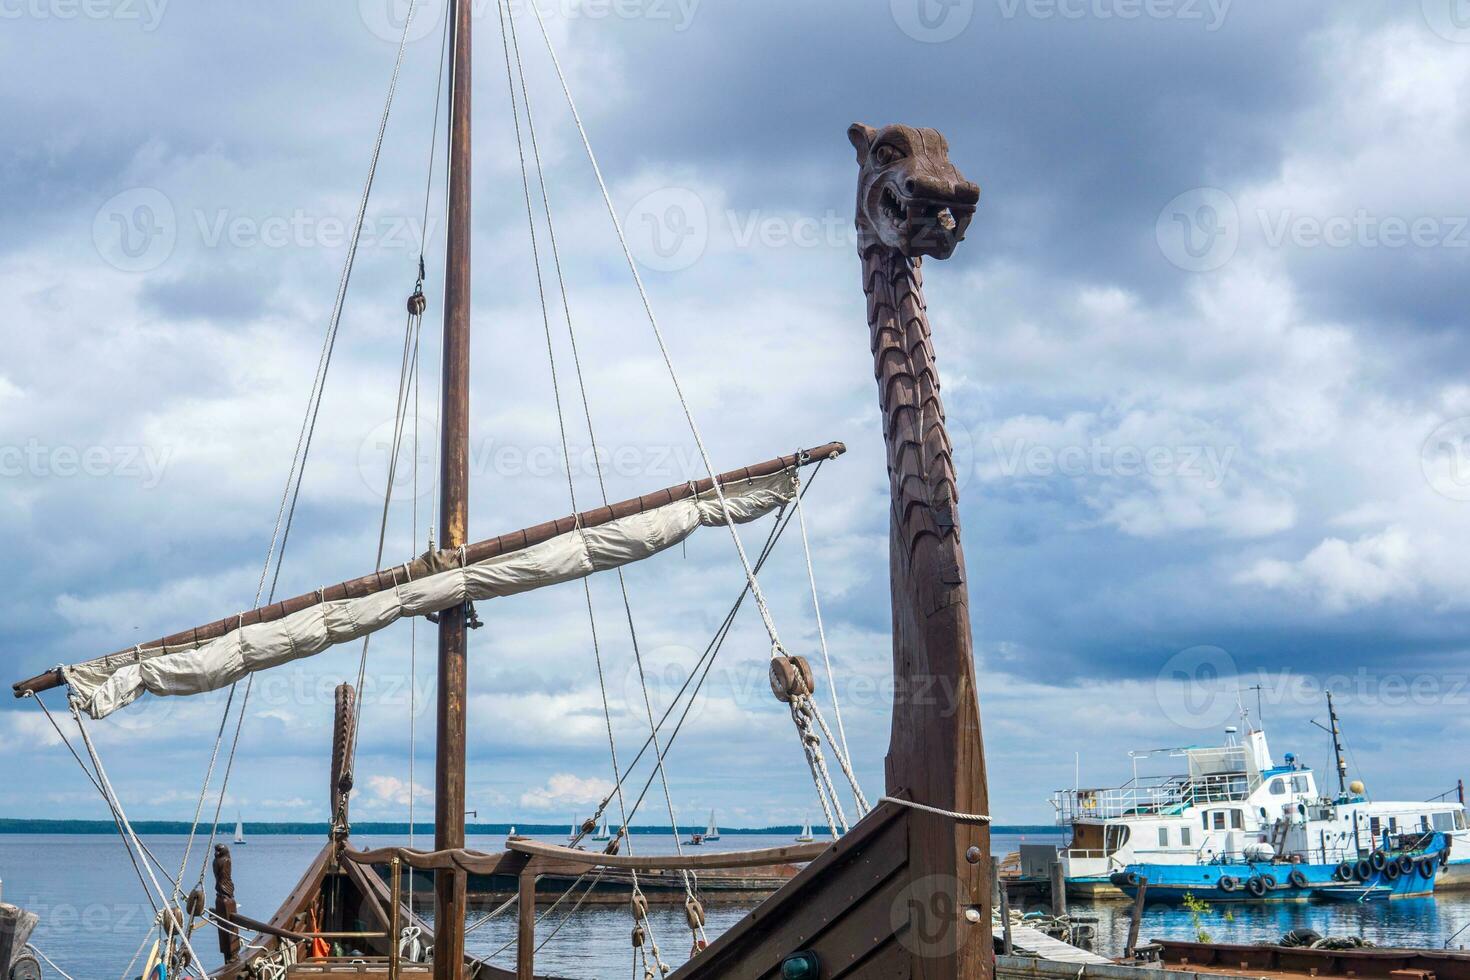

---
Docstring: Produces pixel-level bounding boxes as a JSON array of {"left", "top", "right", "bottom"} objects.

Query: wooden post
[
  {"left": 1125, "top": 877, "right": 1148, "bottom": 959},
  {"left": 0, "top": 902, "right": 38, "bottom": 977},
  {"left": 433, "top": 0, "right": 472, "bottom": 975},
  {"left": 1050, "top": 859, "right": 1068, "bottom": 918},
  {"left": 390, "top": 857, "right": 402, "bottom": 979},
  {"left": 212, "top": 844, "right": 241, "bottom": 963},
  {"left": 517, "top": 866, "right": 537, "bottom": 980},
  {"left": 998, "top": 877, "right": 1014, "bottom": 956}
]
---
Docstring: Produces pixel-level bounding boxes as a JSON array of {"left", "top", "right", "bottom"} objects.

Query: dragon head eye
[{"left": 873, "top": 144, "right": 903, "bottom": 167}]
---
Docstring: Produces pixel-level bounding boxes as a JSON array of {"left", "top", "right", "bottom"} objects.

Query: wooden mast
[{"left": 436, "top": 0, "right": 472, "bottom": 974}]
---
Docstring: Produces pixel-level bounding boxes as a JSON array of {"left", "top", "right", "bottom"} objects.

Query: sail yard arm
[{"left": 13, "top": 441, "right": 845, "bottom": 716}]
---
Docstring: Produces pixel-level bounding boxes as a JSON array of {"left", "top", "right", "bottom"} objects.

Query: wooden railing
[{"left": 339, "top": 839, "right": 832, "bottom": 980}]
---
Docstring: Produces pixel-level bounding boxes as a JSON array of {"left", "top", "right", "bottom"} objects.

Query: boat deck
[{"left": 1007, "top": 925, "right": 1112, "bottom": 965}]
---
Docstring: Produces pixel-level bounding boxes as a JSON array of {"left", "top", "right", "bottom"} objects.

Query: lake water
[{"left": 3, "top": 833, "right": 1467, "bottom": 978}]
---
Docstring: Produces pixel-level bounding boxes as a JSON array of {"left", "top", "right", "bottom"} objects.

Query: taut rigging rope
[
  {"left": 521, "top": 1, "right": 863, "bottom": 841},
  {"left": 498, "top": 0, "right": 696, "bottom": 957}
]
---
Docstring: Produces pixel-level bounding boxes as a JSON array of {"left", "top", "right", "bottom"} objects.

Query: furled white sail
[{"left": 65, "top": 470, "right": 796, "bottom": 719}]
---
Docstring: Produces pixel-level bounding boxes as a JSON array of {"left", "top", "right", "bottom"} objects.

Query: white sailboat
[
  {"left": 234, "top": 816, "right": 246, "bottom": 846},
  {"left": 591, "top": 817, "right": 612, "bottom": 842},
  {"left": 704, "top": 810, "right": 721, "bottom": 842},
  {"left": 795, "top": 816, "right": 814, "bottom": 843}
]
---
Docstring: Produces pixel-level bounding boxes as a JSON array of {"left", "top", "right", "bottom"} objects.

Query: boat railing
[{"left": 1053, "top": 771, "right": 1251, "bottom": 823}]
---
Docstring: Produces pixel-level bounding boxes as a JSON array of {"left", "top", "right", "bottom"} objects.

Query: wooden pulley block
[
  {"left": 684, "top": 898, "right": 706, "bottom": 930},
  {"left": 186, "top": 888, "right": 206, "bottom": 918},
  {"left": 631, "top": 893, "right": 649, "bottom": 920},
  {"left": 768, "top": 655, "right": 815, "bottom": 703},
  {"left": 631, "top": 923, "right": 646, "bottom": 949}
]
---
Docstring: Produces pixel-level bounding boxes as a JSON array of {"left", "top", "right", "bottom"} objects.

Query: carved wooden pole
[
  {"left": 850, "top": 121, "right": 990, "bottom": 980},
  {"left": 213, "top": 844, "right": 241, "bottom": 963}
]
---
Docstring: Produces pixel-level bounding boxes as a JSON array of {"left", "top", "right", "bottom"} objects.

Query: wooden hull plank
[{"left": 670, "top": 803, "right": 911, "bottom": 978}]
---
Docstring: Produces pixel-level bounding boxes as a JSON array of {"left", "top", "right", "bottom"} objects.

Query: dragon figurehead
[{"left": 849, "top": 122, "right": 979, "bottom": 260}]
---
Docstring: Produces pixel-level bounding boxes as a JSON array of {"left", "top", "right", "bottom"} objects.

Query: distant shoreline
[{"left": 0, "top": 818, "right": 1059, "bottom": 836}]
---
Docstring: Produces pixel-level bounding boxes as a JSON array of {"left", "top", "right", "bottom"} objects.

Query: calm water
[{"left": 3, "top": 833, "right": 1467, "bottom": 978}]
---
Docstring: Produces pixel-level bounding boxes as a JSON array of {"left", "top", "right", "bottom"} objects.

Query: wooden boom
[{"left": 11, "top": 441, "right": 845, "bottom": 699}]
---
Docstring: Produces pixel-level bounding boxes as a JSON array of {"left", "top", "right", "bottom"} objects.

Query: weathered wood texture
[
  {"left": 857, "top": 122, "right": 991, "bottom": 979},
  {"left": 670, "top": 802, "right": 913, "bottom": 979},
  {"left": 213, "top": 844, "right": 242, "bottom": 962},
  {"left": 12, "top": 442, "right": 844, "bottom": 698},
  {"left": 504, "top": 838, "right": 829, "bottom": 871},
  {"left": 434, "top": 0, "right": 475, "bottom": 973},
  {"left": 330, "top": 683, "right": 356, "bottom": 840}
]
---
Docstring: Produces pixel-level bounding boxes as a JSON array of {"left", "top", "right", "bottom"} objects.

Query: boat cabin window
[
  {"left": 1158, "top": 827, "right": 1169, "bottom": 847},
  {"left": 1181, "top": 827, "right": 1192, "bottom": 846},
  {"left": 1206, "top": 811, "right": 1226, "bottom": 830},
  {"left": 1269, "top": 778, "right": 1286, "bottom": 795},
  {"left": 1459, "top": 811, "right": 1468, "bottom": 830},
  {"left": 1105, "top": 824, "right": 1131, "bottom": 855},
  {"left": 1291, "top": 775, "right": 1310, "bottom": 794},
  {"left": 1435, "top": 811, "right": 1459, "bottom": 832},
  {"left": 1231, "top": 810, "right": 1244, "bottom": 829},
  {"left": 1420, "top": 815, "right": 1430, "bottom": 832},
  {"left": 1370, "top": 817, "right": 1382, "bottom": 838}
]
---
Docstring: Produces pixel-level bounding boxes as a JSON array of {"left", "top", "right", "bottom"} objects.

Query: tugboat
[
  {"left": 1053, "top": 698, "right": 1470, "bottom": 896},
  {"left": 1111, "top": 829, "right": 1450, "bottom": 903}
]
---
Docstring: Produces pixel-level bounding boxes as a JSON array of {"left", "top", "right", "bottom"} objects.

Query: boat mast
[
  {"left": 1326, "top": 691, "right": 1348, "bottom": 798},
  {"left": 435, "top": 0, "right": 472, "bottom": 974}
]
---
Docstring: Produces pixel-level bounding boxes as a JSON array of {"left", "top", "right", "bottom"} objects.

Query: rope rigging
[
  {"left": 520, "top": 0, "right": 869, "bottom": 838},
  {"left": 495, "top": 0, "right": 688, "bottom": 960},
  {"left": 25, "top": 2, "right": 435, "bottom": 968},
  {"left": 25, "top": 0, "right": 883, "bottom": 971}
]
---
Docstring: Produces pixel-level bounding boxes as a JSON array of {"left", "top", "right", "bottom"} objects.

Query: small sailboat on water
[
  {"left": 234, "top": 816, "right": 246, "bottom": 846},
  {"left": 795, "top": 817, "right": 815, "bottom": 843},
  {"left": 704, "top": 810, "right": 721, "bottom": 842},
  {"left": 591, "top": 817, "right": 612, "bottom": 842}
]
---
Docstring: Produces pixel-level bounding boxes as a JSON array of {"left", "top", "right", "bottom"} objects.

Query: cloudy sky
[{"left": 2, "top": 0, "right": 1469, "bottom": 832}]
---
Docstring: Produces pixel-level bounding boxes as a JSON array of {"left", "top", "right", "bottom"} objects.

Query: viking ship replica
[{"left": 10, "top": 2, "right": 991, "bottom": 977}]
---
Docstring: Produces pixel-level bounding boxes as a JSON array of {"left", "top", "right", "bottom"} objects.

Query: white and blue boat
[
  {"left": 1052, "top": 706, "right": 1469, "bottom": 897},
  {"left": 1109, "top": 830, "right": 1450, "bottom": 903}
]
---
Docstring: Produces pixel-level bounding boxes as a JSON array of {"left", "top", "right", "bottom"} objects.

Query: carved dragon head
[{"left": 849, "top": 122, "right": 979, "bottom": 260}]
